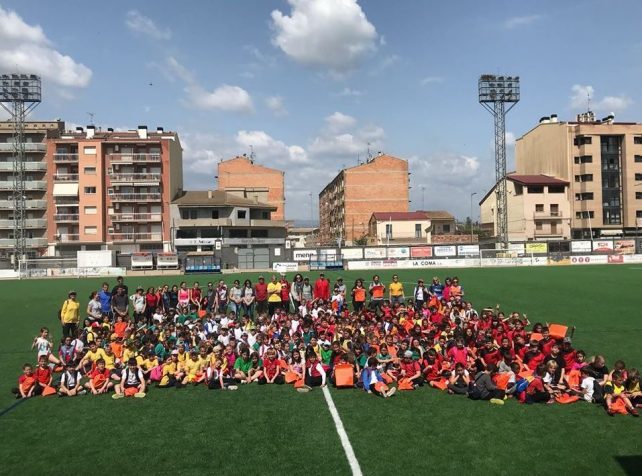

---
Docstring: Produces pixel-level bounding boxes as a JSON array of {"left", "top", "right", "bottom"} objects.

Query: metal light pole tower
[
  {"left": 478, "top": 75, "right": 519, "bottom": 248},
  {"left": 0, "top": 74, "right": 42, "bottom": 264}
]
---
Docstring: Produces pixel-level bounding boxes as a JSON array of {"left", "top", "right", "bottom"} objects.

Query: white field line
[{"left": 322, "top": 386, "right": 363, "bottom": 476}]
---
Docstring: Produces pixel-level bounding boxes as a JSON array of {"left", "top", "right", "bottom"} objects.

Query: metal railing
[
  {"left": 110, "top": 213, "right": 162, "bottom": 222},
  {"left": 109, "top": 172, "right": 161, "bottom": 183},
  {"left": 57, "top": 234, "right": 80, "bottom": 242},
  {"left": 0, "top": 143, "right": 46, "bottom": 152},
  {"left": 110, "top": 232, "right": 162, "bottom": 242},
  {"left": 110, "top": 192, "right": 161, "bottom": 201},
  {"left": 0, "top": 237, "right": 47, "bottom": 247},
  {"left": 0, "top": 218, "right": 46, "bottom": 228},
  {"left": 54, "top": 214, "right": 79, "bottom": 222},
  {"left": 53, "top": 153, "right": 79, "bottom": 162},
  {"left": 53, "top": 173, "right": 79, "bottom": 182},
  {"left": 533, "top": 211, "right": 564, "bottom": 218},
  {"left": 0, "top": 162, "right": 47, "bottom": 171},
  {"left": 108, "top": 153, "right": 161, "bottom": 163}
]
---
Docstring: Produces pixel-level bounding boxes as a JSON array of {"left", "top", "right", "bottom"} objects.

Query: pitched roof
[
  {"left": 172, "top": 190, "right": 276, "bottom": 210},
  {"left": 371, "top": 211, "right": 454, "bottom": 222},
  {"left": 507, "top": 174, "right": 569, "bottom": 186}
]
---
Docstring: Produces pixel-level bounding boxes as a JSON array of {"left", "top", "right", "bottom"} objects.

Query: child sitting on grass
[{"left": 113, "top": 358, "right": 146, "bottom": 399}]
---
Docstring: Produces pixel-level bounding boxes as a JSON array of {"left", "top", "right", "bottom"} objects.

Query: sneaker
[
  {"left": 58, "top": 391, "right": 64, "bottom": 398},
  {"left": 78, "top": 389, "right": 87, "bottom": 396},
  {"left": 297, "top": 387, "right": 311, "bottom": 393},
  {"left": 386, "top": 387, "right": 397, "bottom": 398},
  {"left": 490, "top": 398, "right": 505, "bottom": 405},
  {"left": 227, "top": 385, "right": 238, "bottom": 391},
  {"left": 111, "top": 393, "right": 124, "bottom": 400},
  {"left": 134, "top": 392, "right": 146, "bottom": 398},
  {"left": 629, "top": 408, "right": 639, "bottom": 417}
]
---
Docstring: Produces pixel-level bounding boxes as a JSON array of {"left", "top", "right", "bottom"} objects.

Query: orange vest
[{"left": 354, "top": 288, "right": 366, "bottom": 302}]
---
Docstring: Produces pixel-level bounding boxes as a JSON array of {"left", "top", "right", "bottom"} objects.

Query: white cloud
[
  {"left": 420, "top": 76, "right": 444, "bottom": 86},
  {"left": 125, "top": 10, "right": 171, "bottom": 40},
  {"left": 265, "top": 96, "right": 288, "bottom": 116},
  {"left": 325, "top": 112, "right": 357, "bottom": 133},
  {"left": 0, "top": 6, "right": 91, "bottom": 88},
  {"left": 505, "top": 132, "right": 516, "bottom": 146},
  {"left": 166, "top": 57, "right": 254, "bottom": 113},
  {"left": 270, "top": 0, "right": 378, "bottom": 73},
  {"left": 337, "top": 87, "right": 364, "bottom": 97},
  {"left": 236, "top": 130, "right": 308, "bottom": 164},
  {"left": 369, "top": 54, "right": 400, "bottom": 76},
  {"left": 569, "top": 84, "right": 632, "bottom": 113},
  {"left": 504, "top": 14, "right": 542, "bottom": 29}
]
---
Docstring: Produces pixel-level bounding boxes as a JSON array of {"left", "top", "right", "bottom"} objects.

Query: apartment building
[
  {"left": 171, "top": 190, "right": 286, "bottom": 269},
  {"left": 0, "top": 120, "right": 64, "bottom": 258},
  {"left": 319, "top": 153, "right": 409, "bottom": 245},
  {"left": 216, "top": 155, "right": 285, "bottom": 221},
  {"left": 480, "top": 174, "right": 571, "bottom": 241},
  {"left": 47, "top": 125, "right": 183, "bottom": 256},
  {"left": 367, "top": 211, "right": 457, "bottom": 245},
  {"left": 515, "top": 112, "right": 642, "bottom": 239}
]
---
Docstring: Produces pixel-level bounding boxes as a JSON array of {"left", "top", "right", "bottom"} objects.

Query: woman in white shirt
[{"left": 87, "top": 291, "right": 103, "bottom": 322}]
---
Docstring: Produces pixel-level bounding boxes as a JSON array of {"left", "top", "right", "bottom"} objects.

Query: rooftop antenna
[
  {"left": 587, "top": 90, "right": 591, "bottom": 112},
  {"left": 366, "top": 142, "right": 373, "bottom": 162},
  {"left": 249, "top": 145, "right": 255, "bottom": 164},
  {"left": 87, "top": 112, "right": 95, "bottom": 126}
]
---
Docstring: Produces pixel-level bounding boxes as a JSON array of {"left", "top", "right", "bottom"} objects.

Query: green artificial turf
[{"left": 0, "top": 265, "right": 640, "bottom": 475}]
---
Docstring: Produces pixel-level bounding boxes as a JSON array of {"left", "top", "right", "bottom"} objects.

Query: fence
[{"left": 16, "top": 258, "right": 126, "bottom": 279}]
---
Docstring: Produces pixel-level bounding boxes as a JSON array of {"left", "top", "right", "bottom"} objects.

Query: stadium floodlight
[
  {"left": 478, "top": 74, "right": 520, "bottom": 249},
  {"left": 0, "top": 74, "right": 42, "bottom": 267}
]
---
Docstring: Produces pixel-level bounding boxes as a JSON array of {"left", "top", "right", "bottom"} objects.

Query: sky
[{"left": 1, "top": 0, "right": 641, "bottom": 221}]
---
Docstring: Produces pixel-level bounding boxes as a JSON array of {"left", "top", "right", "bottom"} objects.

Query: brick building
[
  {"left": 47, "top": 125, "right": 183, "bottom": 256},
  {"left": 0, "top": 120, "right": 63, "bottom": 258},
  {"left": 216, "top": 155, "right": 285, "bottom": 221},
  {"left": 319, "top": 153, "right": 409, "bottom": 245}
]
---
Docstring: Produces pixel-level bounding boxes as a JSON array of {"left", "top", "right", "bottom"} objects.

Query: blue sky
[{"left": 2, "top": 0, "right": 641, "bottom": 220}]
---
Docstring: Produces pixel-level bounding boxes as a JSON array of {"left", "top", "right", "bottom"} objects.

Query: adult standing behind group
[
  {"left": 60, "top": 291, "right": 80, "bottom": 338},
  {"left": 254, "top": 276, "right": 268, "bottom": 317},
  {"left": 313, "top": 273, "right": 330, "bottom": 302},
  {"left": 267, "top": 275, "right": 282, "bottom": 316}
]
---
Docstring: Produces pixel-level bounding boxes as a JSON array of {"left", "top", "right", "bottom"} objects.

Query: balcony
[
  {"left": 0, "top": 180, "right": 47, "bottom": 191},
  {"left": 108, "top": 153, "right": 161, "bottom": 163},
  {"left": 0, "top": 218, "right": 46, "bottom": 229},
  {"left": 57, "top": 234, "right": 80, "bottom": 243},
  {"left": 110, "top": 212, "right": 162, "bottom": 222},
  {"left": 111, "top": 232, "right": 162, "bottom": 242},
  {"left": 533, "top": 211, "right": 565, "bottom": 219},
  {"left": 0, "top": 162, "right": 47, "bottom": 171},
  {"left": 174, "top": 218, "right": 232, "bottom": 228},
  {"left": 534, "top": 229, "right": 564, "bottom": 237},
  {"left": 250, "top": 219, "right": 287, "bottom": 228},
  {"left": 109, "top": 172, "right": 161, "bottom": 184},
  {"left": 110, "top": 192, "right": 161, "bottom": 202},
  {"left": 53, "top": 173, "right": 79, "bottom": 182},
  {"left": 0, "top": 237, "right": 48, "bottom": 247},
  {"left": 0, "top": 143, "right": 46, "bottom": 153},
  {"left": 54, "top": 214, "right": 79, "bottom": 223},
  {"left": 53, "top": 196, "right": 78, "bottom": 205},
  {"left": 53, "top": 153, "right": 79, "bottom": 163},
  {"left": 0, "top": 199, "right": 47, "bottom": 209}
]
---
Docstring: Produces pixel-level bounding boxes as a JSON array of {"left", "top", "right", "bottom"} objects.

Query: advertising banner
[
  {"left": 614, "top": 240, "right": 635, "bottom": 255},
  {"left": 592, "top": 240, "right": 614, "bottom": 253},
  {"left": 457, "top": 245, "right": 480, "bottom": 256},
  {"left": 571, "top": 241, "right": 592, "bottom": 253},
  {"left": 364, "top": 247, "right": 387, "bottom": 259},
  {"left": 293, "top": 250, "right": 317, "bottom": 261},
  {"left": 525, "top": 242, "right": 548, "bottom": 254},
  {"left": 410, "top": 246, "right": 432, "bottom": 258},
  {"left": 341, "top": 248, "right": 363, "bottom": 260},
  {"left": 434, "top": 245, "right": 457, "bottom": 257},
  {"left": 387, "top": 247, "right": 410, "bottom": 259}
]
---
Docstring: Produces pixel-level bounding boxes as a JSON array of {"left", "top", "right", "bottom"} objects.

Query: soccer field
[{"left": 0, "top": 265, "right": 640, "bottom": 476}]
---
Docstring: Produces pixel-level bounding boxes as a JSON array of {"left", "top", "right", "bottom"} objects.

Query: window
[
  {"left": 229, "top": 229, "right": 247, "bottom": 238},
  {"left": 549, "top": 186, "right": 565, "bottom": 193},
  {"left": 84, "top": 166, "right": 96, "bottom": 174},
  {"left": 636, "top": 174, "right": 642, "bottom": 181},
  {"left": 574, "top": 136, "right": 592, "bottom": 145},
  {"left": 415, "top": 223, "right": 422, "bottom": 238},
  {"left": 535, "top": 221, "right": 543, "bottom": 230},
  {"left": 385, "top": 223, "right": 393, "bottom": 239},
  {"left": 528, "top": 186, "right": 544, "bottom": 194},
  {"left": 574, "top": 155, "right": 593, "bottom": 164},
  {"left": 635, "top": 155, "right": 642, "bottom": 163},
  {"left": 636, "top": 192, "right": 642, "bottom": 200},
  {"left": 250, "top": 229, "right": 268, "bottom": 238},
  {"left": 550, "top": 204, "right": 559, "bottom": 216},
  {"left": 237, "top": 210, "right": 247, "bottom": 219},
  {"left": 514, "top": 184, "right": 523, "bottom": 195},
  {"left": 634, "top": 136, "right": 642, "bottom": 144},
  {"left": 442, "top": 224, "right": 451, "bottom": 233},
  {"left": 535, "top": 204, "right": 544, "bottom": 212},
  {"left": 637, "top": 211, "right": 642, "bottom": 219},
  {"left": 575, "top": 211, "right": 594, "bottom": 219},
  {"left": 83, "top": 146, "right": 96, "bottom": 155},
  {"left": 84, "top": 226, "right": 97, "bottom": 235},
  {"left": 210, "top": 210, "right": 219, "bottom": 219},
  {"left": 84, "top": 186, "right": 96, "bottom": 194},
  {"left": 575, "top": 193, "right": 594, "bottom": 201},
  {"left": 574, "top": 174, "right": 593, "bottom": 182},
  {"left": 261, "top": 212, "right": 269, "bottom": 219},
  {"left": 84, "top": 206, "right": 97, "bottom": 215}
]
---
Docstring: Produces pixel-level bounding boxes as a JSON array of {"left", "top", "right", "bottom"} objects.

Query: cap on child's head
[
  {"left": 404, "top": 350, "right": 413, "bottom": 358},
  {"left": 171, "top": 350, "right": 179, "bottom": 356}
]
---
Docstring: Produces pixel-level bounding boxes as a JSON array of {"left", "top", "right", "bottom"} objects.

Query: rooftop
[
  {"left": 507, "top": 174, "right": 569, "bottom": 186},
  {"left": 172, "top": 190, "right": 276, "bottom": 210},
  {"left": 371, "top": 210, "right": 454, "bottom": 222}
]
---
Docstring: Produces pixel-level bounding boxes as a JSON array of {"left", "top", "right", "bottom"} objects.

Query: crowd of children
[{"left": 13, "top": 273, "right": 641, "bottom": 416}]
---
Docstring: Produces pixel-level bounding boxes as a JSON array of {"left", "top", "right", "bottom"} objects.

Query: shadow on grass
[{"left": 615, "top": 456, "right": 642, "bottom": 476}]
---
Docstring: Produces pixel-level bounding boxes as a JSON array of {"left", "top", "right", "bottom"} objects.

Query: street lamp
[{"left": 470, "top": 192, "right": 478, "bottom": 243}]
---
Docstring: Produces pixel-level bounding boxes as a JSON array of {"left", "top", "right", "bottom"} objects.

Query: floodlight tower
[
  {"left": 0, "top": 74, "right": 42, "bottom": 265},
  {"left": 478, "top": 74, "right": 519, "bottom": 249}
]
